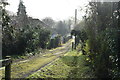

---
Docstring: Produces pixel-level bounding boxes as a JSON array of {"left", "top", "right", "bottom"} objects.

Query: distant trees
[
  {"left": 42, "top": 17, "right": 55, "bottom": 29},
  {"left": 42, "top": 18, "right": 71, "bottom": 49},
  {"left": 42, "top": 18, "right": 70, "bottom": 36},
  {"left": 56, "top": 21, "right": 69, "bottom": 36}
]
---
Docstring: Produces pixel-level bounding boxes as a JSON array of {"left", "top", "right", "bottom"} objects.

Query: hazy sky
[{"left": 6, "top": 0, "right": 90, "bottom": 21}]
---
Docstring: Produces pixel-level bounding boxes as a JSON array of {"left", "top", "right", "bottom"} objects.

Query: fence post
[
  {"left": 5, "top": 56, "right": 12, "bottom": 80},
  {"left": 74, "top": 35, "right": 77, "bottom": 50},
  {"left": 72, "top": 42, "right": 74, "bottom": 51}
]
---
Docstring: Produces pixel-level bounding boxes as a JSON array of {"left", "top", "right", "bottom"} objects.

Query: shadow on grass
[
  {"left": 60, "top": 56, "right": 77, "bottom": 67},
  {"left": 61, "top": 55, "right": 93, "bottom": 79}
]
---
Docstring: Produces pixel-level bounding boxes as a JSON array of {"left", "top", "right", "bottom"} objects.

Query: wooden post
[
  {"left": 74, "top": 35, "right": 77, "bottom": 50},
  {"left": 72, "top": 42, "right": 74, "bottom": 51},
  {"left": 75, "top": 9, "right": 77, "bottom": 25},
  {"left": 68, "top": 19, "right": 71, "bottom": 33},
  {"left": 5, "top": 56, "right": 12, "bottom": 80}
]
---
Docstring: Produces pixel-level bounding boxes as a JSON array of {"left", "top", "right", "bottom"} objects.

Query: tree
[
  {"left": 17, "top": 0, "right": 29, "bottom": 28},
  {"left": 55, "top": 21, "right": 68, "bottom": 36},
  {"left": 42, "top": 17, "right": 55, "bottom": 29},
  {"left": 81, "top": 2, "right": 120, "bottom": 78},
  {"left": 38, "top": 28, "right": 50, "bottom": 49},
  {"left": 2, "top": 0, "right": 14, "bottom": 57}
]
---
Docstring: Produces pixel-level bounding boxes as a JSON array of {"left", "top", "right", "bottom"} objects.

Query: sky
[{"left": 6, "top": 0, "right": 90, "bottom": 21}]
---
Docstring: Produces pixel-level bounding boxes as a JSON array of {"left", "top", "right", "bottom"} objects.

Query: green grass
[
  {"left": 28, "top": 57, "right": 72, "bottom": 78},
  {"left": 0, "top": 53, "right": 58, "bottom": 78},
  {"left": 28, "top": 50, "right": 94, "bottom": 79}
]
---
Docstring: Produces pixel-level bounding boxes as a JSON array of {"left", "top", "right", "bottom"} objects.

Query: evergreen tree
[{"left": 17, "top": 0, "right": 29, "bottom": 28}]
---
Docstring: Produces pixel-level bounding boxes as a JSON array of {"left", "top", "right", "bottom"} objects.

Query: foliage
[
  {"left": 3, "top": 25, "right": 51, "bottom": 57},
  {"left": 2, "top": 1, "right": 14, "bottom": 57},
  {"left": 2, "top": 4, "right": 50, "bottom": 58},
  {"left": 47, "top": 35, "right": 61, "bottom": 49},
  {"left": 81, "top": 2, "right": 120, "bottom": 78}
]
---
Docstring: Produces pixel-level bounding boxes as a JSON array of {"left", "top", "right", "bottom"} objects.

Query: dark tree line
[
  {"left": 85, "top": 2, "right": 120, "bottom": 78},
  {"left": 74, "top": 1, "right": 120, "bottom": 79}
]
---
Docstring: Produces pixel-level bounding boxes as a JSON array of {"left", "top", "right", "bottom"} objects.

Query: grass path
[
  {"left": 28, "top": 50, "right": 94, "bottom": 79},
  {"left": 0, "top": 39, "right": 72, "bottom": 79}
]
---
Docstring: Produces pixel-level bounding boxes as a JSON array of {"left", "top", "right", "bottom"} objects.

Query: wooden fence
[{"left": 0, "top": 56, "right": 12, "bottom": 80}]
